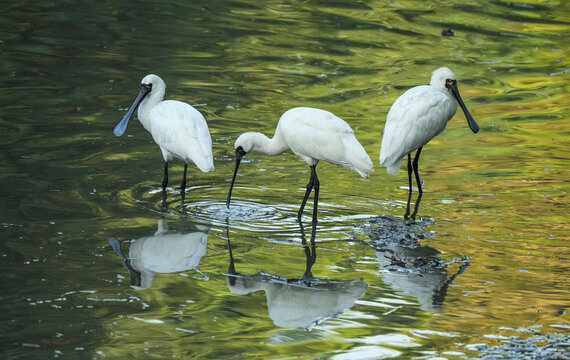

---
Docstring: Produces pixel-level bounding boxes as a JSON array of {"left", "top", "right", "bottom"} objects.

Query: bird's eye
[
  {"left": 445, "top": 79, "right": 456, "bottom": 89},
  {"left": 146, "top": 84, "right": 152, "bottom": 89}
]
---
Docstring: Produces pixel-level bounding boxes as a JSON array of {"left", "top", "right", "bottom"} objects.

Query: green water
[{"left": 1, "top": 0, "right": 568, "bottom": 358}]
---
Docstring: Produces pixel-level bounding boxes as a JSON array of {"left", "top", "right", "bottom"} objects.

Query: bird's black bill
[
  {"left": 114, "top": 84, "right": 151, "bottom": 136},
  {"left": 447, "top": 81, "right": 479, "bottom": 134},
  {"left": 226, "top": 147, "right": 247, "bottom": 208}
]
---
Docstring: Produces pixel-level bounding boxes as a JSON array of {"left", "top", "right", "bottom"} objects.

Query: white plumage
[
  {"left": 114, "top": 74, "right": 214, "bottom": 201},
  {"left": 379, "top": 67, "right": 479, "bottom": 192},
  {"left": 226, "top": 107, "right": 373, "bottom": 223},
  {"left": 145, "top": 99, "right": 214, "bottom": 173},
  {"left": 277, "top": 107, "right": 373, "bottom": 177}
]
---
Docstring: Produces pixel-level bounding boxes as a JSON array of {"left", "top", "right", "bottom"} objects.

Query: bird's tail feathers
[
  {"left": 356, "top": 156, "right": 374, "bottom": 178},
  {"left": 196, "top": 158, "right": 215, "bottom": 173},
  {"left": 379, "top": 157, "right": 401, "bottom": 175},
  {"left": 191, "top": 152, "right": 215, "bottom": 173},
  {"left": 386, "top": 164, "right": 401, "bottom": 175},
  {"left": 355, "top": 165, "right": 373, "bottom": 178},
  {"left": 339, "top": 137, "right": 373, "bottom": 178}
]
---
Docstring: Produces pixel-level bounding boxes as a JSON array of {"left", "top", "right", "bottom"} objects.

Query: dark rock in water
[
  {"left": 441, "top": 29, "right": 455, "bottom": 37},
  {"left": 473, "top": 331, "right": 570, "bottom": 360},
  {"left": 367, "top": 214, "right": 435, "bottom": 248},
  {"left": 362, "top": 215, "right": 470, "bottom": 312}
]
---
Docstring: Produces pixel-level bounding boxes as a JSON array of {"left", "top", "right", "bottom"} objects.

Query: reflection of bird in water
[
  {"left": 405, "top": 192, "right": 423, "bottom": 220},
  {"left": 225, "top": 224, "right": 368, "bottom": 329},
  {"left": 113, "top": 74, "right": 215, "bottom": 203},
  {"left": 379, "top": 67, "right": 479, "bottom": 193},
  {"left": 365, "top": 215, "right": 469, "bottom": 311},
  {"left": 376, "top": 244, "right": 448, "bottom": 312},
  {"left": 109, "top": 218, "right": 210, "bottom": 289},
  {"left": 226, "top": 107, "right": 373, "bottom": 225}
]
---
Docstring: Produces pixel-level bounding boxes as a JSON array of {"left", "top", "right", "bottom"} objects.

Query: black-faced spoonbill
[
  {"left": 226, "top": 107, "right": 373, "bottom": 225},
  {"left": 114, "top": 74, "right": 214, "bottom": 202},
  {"left": 379, "top": 67, "right": 479, "bottom": 193}
]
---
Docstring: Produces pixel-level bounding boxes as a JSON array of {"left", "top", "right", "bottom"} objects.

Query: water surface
[{"left": 1, "top": 0, "right": 568, "bottom": 358}]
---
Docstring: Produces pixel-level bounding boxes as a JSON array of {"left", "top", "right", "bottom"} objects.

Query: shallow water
[{"left": 1, "top": 0, "right": 568, "bottom": 359}]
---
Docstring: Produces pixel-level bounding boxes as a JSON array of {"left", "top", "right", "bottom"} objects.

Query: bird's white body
[
  {"left": 379, "top": 68, "right": 460, "bottom": 174},
  {"left": 137, "top": 74, "right": 214, "bottom": 173},
  {"left": 236, "top": 107, "right": 373, "bottom": 177}
]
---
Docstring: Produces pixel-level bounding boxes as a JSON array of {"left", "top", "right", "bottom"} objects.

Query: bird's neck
[
  {"left": 437, "top": 87, "right": 457, "bottom": 105},
  {"left": 137, "top": 90, "right": 165, "bottom": 128},
  {"left": 248, "top": 132, "right": 289, "bottom": 156}
]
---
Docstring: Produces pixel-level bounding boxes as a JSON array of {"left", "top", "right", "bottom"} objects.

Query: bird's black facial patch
[
  {"left": 236, "top": 146, "right": 247, "bottom": 156},
  {"left": 445, "top": 79, "right": 456, "bottom": 89}
]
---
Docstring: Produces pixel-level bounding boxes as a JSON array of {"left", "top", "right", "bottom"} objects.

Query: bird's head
[
  {"left": 430, "top": 67, "right": 457, "bottom": 91},
  {"left": 113, "top": 74, "right": 166, "bottom": 137},
  {"left": 431, "top": 67, "right": 479, "bottom": 134},
  {"left": 140, "top": 74, "right": 166, "bottom": 94},
  {"left": 235, "top": 132, "right": 259, "bottom": 154}
]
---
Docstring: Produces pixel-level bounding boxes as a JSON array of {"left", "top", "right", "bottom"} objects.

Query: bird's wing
[
  {"left": 150, "top": 100, "right": 214, "bottom": 172},
  {"left": 280, "top": 108, "right": 352, "bottom": 160},
  {"left": 380, "top": 86, "right": 454, "bottom": 172},
  {"left": 279, "top": 108, "right": 372, "bottom": 176}
]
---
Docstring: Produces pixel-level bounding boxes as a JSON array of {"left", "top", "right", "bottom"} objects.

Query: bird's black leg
[
  {"left": 311, "top": 166, "right": 320, "bottom": 228},
  {"left": 412, "top": 147, "right": 423, "bottom": 193},
  {"left": 162, "top": 162, "right": 169, "bottom": 190},
  {"left": 404, "top": 190, "right": 413, "bottom": 219},
  {"left": 404, "top": 191, "right": 423, "bottom": 220},
  {"left": 180, "top": 163, "right": 188, "bottom": 201},
  {"left": 407, "top": 154, "right": 413, "bottom": 193},
  {"left": 298, "top": 165, "right": 317, "bottom": 222},
  {"left": 411, "top": 192, "right": 423, "bottom": 220},
  {"left": 162, "top": 162, "right": 169, "bottom": 205},
  {"left": 299, "top": 221, "right": 317, "bottom": 281}
]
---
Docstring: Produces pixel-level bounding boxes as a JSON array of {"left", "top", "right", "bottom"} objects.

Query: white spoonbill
[
  {"left": 379, "top": 67, "right": 479, "bottom": 193},
  {"left": 114, "top": 74, "right": 214, "bottom": 201},
  {"left": 226, "top": 107, "right": 373, "bottom": 224}
]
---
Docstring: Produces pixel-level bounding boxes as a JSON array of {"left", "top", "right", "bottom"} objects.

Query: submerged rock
[
  {"left": 471, "top": 331, "right": 570, "bottom": 360},
  {"left": 361, "top": 215, "right": 469, "bottom": 311},
  {"left": 367, "top": 214, "right": 435, "bottom": 248}
]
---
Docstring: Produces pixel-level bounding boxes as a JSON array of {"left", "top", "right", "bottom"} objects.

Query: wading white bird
[
  {"left": 226, "top": 107, "right": 373, "bottom": 224},
  {"left": 379, "top": 67, "right": 479, "bottom": 193},
  {"left": 114, "top": 74, "right": 214, "bottom": 201}
]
